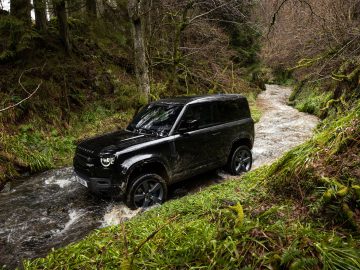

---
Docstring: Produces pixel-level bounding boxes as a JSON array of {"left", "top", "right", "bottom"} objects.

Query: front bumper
[{"left": 74, "top": 170, "right": 125, "bottom": 199}]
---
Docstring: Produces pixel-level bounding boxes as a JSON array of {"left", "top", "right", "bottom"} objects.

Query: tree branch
[
  {"left": 0, "top": 64, "right": 45, "bottom": 113},
  {"left": 188, "top": 1, "right": 233, "bottom": 24},
  {"left": 267, "top": 0, "right": 290, "bottom": 38}
]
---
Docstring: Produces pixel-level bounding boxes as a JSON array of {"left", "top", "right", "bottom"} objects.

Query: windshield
[{"left": 127, "top": 103, "right": 183, "bottom": 136}]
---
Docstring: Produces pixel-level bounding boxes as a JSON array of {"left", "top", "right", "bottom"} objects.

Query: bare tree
[
  {"left": 128, "top": 0, "right": 150, "bottom": 102},
  {"left": 146, "top": 0, "right": 254, "bottom": 93},
  {"left": 259, "top": 0, "right": 360, "bottom": 80}
]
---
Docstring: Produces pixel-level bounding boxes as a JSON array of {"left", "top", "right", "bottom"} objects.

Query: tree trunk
[
  {"left": 54, "top": 0, "right": 71, "bottom": 53},
  {"left": 169, "top": 3, "right": 192, "bottom": 90},
  {"left": 10, "top": 0, "right": 31, "bottom": 25},
  {"left": 128, "top": 0, "right": 150, "bottom": 103},
  {"left": 86, "top": 0, "right": 97, "bottom": 19},
  {"left": 34, "top": 0, "right": 47, "bottom": 31}
]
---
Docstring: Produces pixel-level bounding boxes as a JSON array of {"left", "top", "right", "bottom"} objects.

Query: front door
[{"left": 172, "top": 102, "right": 220, "bottom": 179}]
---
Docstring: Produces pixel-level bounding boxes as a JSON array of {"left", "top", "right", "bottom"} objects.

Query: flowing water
[{"left": 0, "top": 85, "right": 319, "bottom": 269}]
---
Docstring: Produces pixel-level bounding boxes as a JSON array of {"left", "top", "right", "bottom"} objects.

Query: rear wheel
[
  {"left": 228, "top": 145, "right": 252, "bottom": 175},
  {"left": 126, "top": 173, "right": 167, "bottom": 209}
]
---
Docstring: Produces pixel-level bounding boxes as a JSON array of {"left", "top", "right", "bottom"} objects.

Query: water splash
[
  {"left": 44, "top": 168, "right": 76, "bottom": 188},
  {"left": 44, "top": 176, "right": 73, "bottom": 188},
  {"left": 54, "top": 209, "right": 86, "bottom": 235},
  {"left": 101, "top": 204, "right": 141, "bottom": 227}
]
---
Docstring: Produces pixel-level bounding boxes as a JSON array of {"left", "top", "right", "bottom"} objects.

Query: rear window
[{"left": 214, "top": 99, "right": 250, "bottom": 123}]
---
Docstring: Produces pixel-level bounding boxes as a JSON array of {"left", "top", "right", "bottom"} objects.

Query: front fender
[{"left": 120, "top": 154, "right": 169, "bottom": 178}]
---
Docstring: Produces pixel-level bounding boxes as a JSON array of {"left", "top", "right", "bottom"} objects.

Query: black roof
[{"left": 154, "top": 94, "right": 246, "bottom": 105}]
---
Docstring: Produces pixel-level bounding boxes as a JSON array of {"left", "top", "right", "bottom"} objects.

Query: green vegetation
[
  {"left": 271, "top": 67, "right": 294, "bottom": 86},
  {"left": 268, "top": 101, "right": 360, "bottom": 228},
  {"left": 247, "top": 92, "right": 262, "bottom": 123},
  {"left": 1, "top": 106, "right": 133, "bottom": 180},
  {"left": 288, "top": 59, "right": 360, "bottom": 120},
  {"left": 289, "top": 83, "right": 333, "bottom": 117},
  {"left": 24, "top": 100, "right": 360, "bottom": 269}
]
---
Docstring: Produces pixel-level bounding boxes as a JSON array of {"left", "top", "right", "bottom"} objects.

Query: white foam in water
[
  {"left": 44, "top": 176, "right": 73, "bottom": 188},
  {"left": 101, "top": 204, "right": 141, "bottom": 227},
  {"left": 56, "top": 209, "right": 84, "bottom": 235}
]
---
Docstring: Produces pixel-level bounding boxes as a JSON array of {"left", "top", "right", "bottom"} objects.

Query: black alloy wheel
[
  {"left": 229, "top": 145, "right": 252, "bottom": 175},
  {"left": 126, "top": 174, "right": 167, "bottom": 209}
]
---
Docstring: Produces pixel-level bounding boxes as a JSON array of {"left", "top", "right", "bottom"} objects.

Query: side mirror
[{"left": 178, "top": 119, "right": 199, "bottom": 134}]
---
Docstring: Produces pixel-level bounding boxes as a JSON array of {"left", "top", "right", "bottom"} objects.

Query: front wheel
[
  {"left": 126, "top": 174, "right": 167, "bottom": 209},
  {"left": 228, "top": 145, "right": 252, "bottom": 175}
]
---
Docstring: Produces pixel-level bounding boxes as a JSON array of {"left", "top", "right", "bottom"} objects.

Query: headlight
[{"left": 100, "top": 156, "right": 115, "bottom": 167}]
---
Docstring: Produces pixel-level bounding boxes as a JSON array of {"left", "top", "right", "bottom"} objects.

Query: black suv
[{"left": 74, "top": 95, "right": 254, "bottom": 209}]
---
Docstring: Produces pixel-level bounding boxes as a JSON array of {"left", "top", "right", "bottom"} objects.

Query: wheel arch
[
  {"left": 124, "top": 156, "right": 170, "bottom": 187},
  {"left": 228, "top": 137, "right": 253, "bottom": 162}
]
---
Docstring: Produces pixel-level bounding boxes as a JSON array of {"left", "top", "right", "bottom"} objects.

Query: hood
[{"left": 77, "top": 130, "right": 158, "bottom": 156}]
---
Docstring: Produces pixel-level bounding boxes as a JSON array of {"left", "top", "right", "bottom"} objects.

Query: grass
[
  {"left": 0, "top": 104, "right": 133, "bottom": 184},
  {"left": 288, "top": 82, "right": 333, "bottom": 118},
  {"left": 246, "top": 91, "right": 262, "bottom": 123},
  {"left": 294, "top": 90, "right": 332, "bottom": 116}
]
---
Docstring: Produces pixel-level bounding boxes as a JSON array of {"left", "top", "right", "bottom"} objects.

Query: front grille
[{"left": 74, "top": 147, "right": 96, "bottom": 176}]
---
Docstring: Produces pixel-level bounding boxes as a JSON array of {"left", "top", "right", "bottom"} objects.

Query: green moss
[
  {"left": 295, "top": 90, "right": 332, "bottom": 116},
  {"left": 289, "top": 81, "right": 333, "bottom": 118},
  {"left": 246, "top": 91, "right": 262, "bottom": 123}
]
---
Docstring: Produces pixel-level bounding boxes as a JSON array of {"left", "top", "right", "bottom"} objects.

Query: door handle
[{"left": 211, "top": 132, "right": 221, "bottom": 136}]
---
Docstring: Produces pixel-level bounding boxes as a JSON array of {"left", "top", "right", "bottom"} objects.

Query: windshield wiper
[{"left": 132, "top": 127, "right": 163, "bottom": 137}]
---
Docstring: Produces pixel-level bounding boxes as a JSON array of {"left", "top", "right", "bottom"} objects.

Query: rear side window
[{"left": 214, "top": 99, "right": 250, "bottom": 123}]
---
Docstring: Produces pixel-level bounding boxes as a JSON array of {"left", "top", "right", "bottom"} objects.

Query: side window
[
  {"left": 214, "top": 100, "right": 249, "bottom": 123},
  {"left": 180, "top": 103, "right": 214, "bottom": 129}
]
